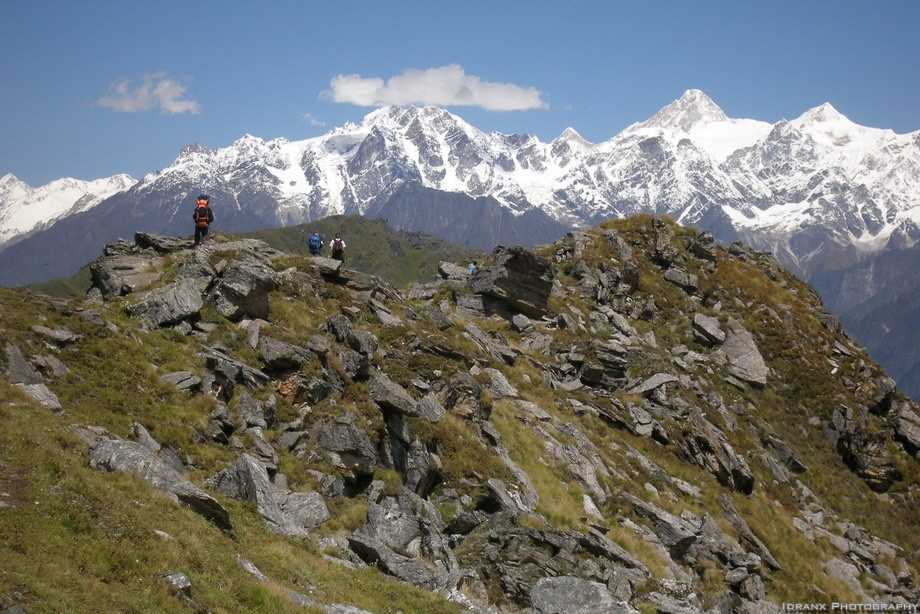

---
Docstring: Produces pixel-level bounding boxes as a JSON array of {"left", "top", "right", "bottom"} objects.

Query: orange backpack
[{"left": 195, "top": 201, "right": 210, "bottom": 229}]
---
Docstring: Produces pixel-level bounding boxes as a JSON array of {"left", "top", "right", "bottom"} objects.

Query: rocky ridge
[{"left": 1, "top": 216, "right": 919, "bottom": 612}]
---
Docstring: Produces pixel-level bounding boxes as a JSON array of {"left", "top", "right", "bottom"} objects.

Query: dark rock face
[
  {"left": 470, "top": 246, "right": 554, "bottom": 318},
  {"left": 828, "top": 405, "right": 902, "bottom": 492},
  {"left": 892, "top": 400, "right": 920, "bottom": 455},
  {"left": 622, "top": 493, "right": 699, "bottom": 559},
  {"left": 460, "top": 513, "right": 649, "bottom": 610},
  {"left": 258, "top": 337, "right": 311, "bottom": 372},
  {"left": 680, "top": 413, "right": 755, "bottom": 494},
  {"left": 83, "top": 430, "right": 231, "bottom": 531},
  {"left": 312, "top": 416, "right": 378, "bottom": 476},
  {"left": 348, "top": 487, "right": 460, "bottom": 592},
  {"left": 126, "top": 279, "right": 203, "bottom": 328}
]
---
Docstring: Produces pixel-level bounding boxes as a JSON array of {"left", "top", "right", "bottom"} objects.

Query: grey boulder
[
  {"left": 207, "top": 454, "right": 328, "bottom": 536},
  {"left": 530, "top": 576, "right": 627, "bottom": 614},
  {"left": 258, "top": 337, "right": 311, "bottom": 371},
  {"left": 86, "top": 435, "right": 231, "bottom": 531},
  {"left": 693, "top": 313, "right": 725, "bottom": 346},
  {"left": 15, "top": 383, "right": 63, "bottom": 411},
  {"left": 722, "top": 319, "right": 768, "bottom": 387},
  {"left": 4, "top": 343, "right": 42, "bottom": 385},
  {"left": 126, "top": 278, "right": 203, "bottom": 327},
  {"left": 369, "top": 371, "right": 419, "bottom": 416}
]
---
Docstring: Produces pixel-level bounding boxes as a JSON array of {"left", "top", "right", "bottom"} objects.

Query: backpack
[
  {"left": 195, "top": 204, "right": 210, "bottom": 229},
  {"left": 331, "top": 238, "right": 344, "bottom": 257},
  {"left": 308, "top": 234, "right": 322, "bottom": 251}
]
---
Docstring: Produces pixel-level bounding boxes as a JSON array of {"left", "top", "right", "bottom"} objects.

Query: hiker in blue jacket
[{"left": 308, "top": 231, "right": 324, "bottom": 256}]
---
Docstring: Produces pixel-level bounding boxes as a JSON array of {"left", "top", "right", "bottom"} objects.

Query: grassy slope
[
  {"left": 0, "top": 289, "right": 460, "bottom": 614},
  {"left": 2, "top": 216, "right": 918, "bottom": 611}
]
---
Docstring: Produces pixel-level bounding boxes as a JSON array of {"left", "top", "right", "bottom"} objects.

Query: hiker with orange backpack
[{"left": 193, "top": 194, "right": 214, "bottom": 246}]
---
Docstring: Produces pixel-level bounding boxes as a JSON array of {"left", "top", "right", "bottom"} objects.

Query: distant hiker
[
  {"left": 193, "top": 194, "right": 214, "bottom": 246},
  {"left": 308, "top": 231, "right": 324, "bottom": 256},
  {"left": 468, "top": 261, "right": 478, "bottom": 275},
  {"left": 330, "top": 233, "right": 346, "bottom": 262}
]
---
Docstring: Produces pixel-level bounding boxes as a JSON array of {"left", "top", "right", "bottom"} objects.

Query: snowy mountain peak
[
  {"left": 0, "top": 173, "right": 26, "bottom": 190},
  {"left": 645, "top": 89, "right": 728, "bottom": 131},
  {"left": 797, "top": 102, "right": 850, "bottom": 125},
  {"left": 0, "top": 173, "right": 136, "bottom": 247},
  {"left": 555, "top": 127, "right": 591, "bottom": 145}
]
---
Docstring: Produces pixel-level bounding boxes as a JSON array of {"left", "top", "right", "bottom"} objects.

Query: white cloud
[
  {"left": 97, "top": 73, "right": 200, "bottom": 114},
  {"left": 324, "top": 64, "right": 547, "bottom": 111},
  {"left": 303, "top": 112, "right": 326, "bottom": 127}
]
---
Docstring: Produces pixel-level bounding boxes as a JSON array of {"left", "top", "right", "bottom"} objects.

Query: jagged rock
[
  {"left": 90, "top": 252, "right": 161, "bottom": 298},
  {"left": 86, "top": 434, "right": 231, "bottom": 531},
  {"left": 692, "top": 313, "right": 725, "bottom": 346},
  {"left": 337, "top": 349, "right": 370, "bottom": 381},
  {"left": 347, "top": 330, "right": 378, "bottom": 356},
  {"left": 126, "top": 278, "right": 203, "bottom": 328},
  {"left": 306, "top": 334, "right": 332, "bottom": 355},
  {"left": 722, "top": 319, "right": 768, "bottom": 387},
  {"left": 629, "top": 373, "right": 678, "bottom": 396},
  {"left": 369, "top": 371, "right": 419, "bottom": 416},
  {"left": 4, "top": 343, "right": 42, "bottom": 385},
  {"left": 689, "top": 232, "right": 717, "bottom": 262},
  {"left": 233, "top": 392, "right": 272, "bottom": 430},
  {"left": 30, "top": 325, "right": 80, "bottom": 345},
  {"left": 309, "top": 256, "right": 343, "bottom": 276},
  {"left": 159, "top": 371, "right": 202, "bottom": 392},
  {"left": 762, "top": 433, "right": 808, "bottom": 474},
  {"left": 326, "top": 314, "right": 353, "bottom": 342},
  {"left": 207, "top": 454, "right": 328, "bottom": 536},
  {"left": 483, "top": 368, "right": 518, "bottom": 398},
  {"left": 207, "top": 256, "right": 277, "bottom": 321},
  {"left": 348, "top": 487, "right": 460, "bottom": 592},
  {"left": 129, "top": 422, "right": 184, "bottom": 473},
  {"left": 464, "top": 322, "right": 517, "bottom": 365},
  {"left": 663, "top": 267, "right": 698, "bottom": 293},
  {"left": 824, "top": 558, "right": 865, "bottom": 597},
  {"left": 680, "top": 412, "right": 754, "bottom": 494},
  {"left": 892, "top": 399, "right": 920, "bottom": 455},
  {"left": 442, "top": 373, "right": 489, "bottom": 420},
  {"left": 469, "top": 246, "right": 553, "bottom": 318},
  {"left": 200, "top": 346, "right": 269, "bottom": 398},
  {"left": 135, "top": 232, "right": 193, "bottom": 253},
  {"left": 580, "top": 339, "right": 628, "bottom": 389},
  {"left": 31, "top": 354, "right": 69, "bottom": 379},
  {"left": 511, "top": 313, "right": 534, "bottom": 333},
  {"left": 385, "top": 413, "right": 442, "bottom": 497},
  {"left": 652, "top": 219, "right": 678, "bottom": 265},
  {"left": 258, "top": 337, "right": 311, "bottom": 371},
  {"left": 828, "top": 405, "right": 901, "bottom": 492},
  {"left": 719, "top": 495, "right": 781, "bottom": 571},
  {"left": 622, "top": 493, "right": 699, "bottom": 559},
  {"left": 163, "top": 571, "right": 192, "bottom": 599},
  {"left": 461, "top": 513, "right": 647, "bottom": 610},
  {"left": 418, "top": 393, "right": 446, "bottom": 423},
  {"left": 438, "top": 261, "right": 471, "bottom": 281},
  {"left": 530, "top": 576, "right": 626, "bottom": 614},
  {"left": 15, "top": 383, "right": 63, "bottom": 411},
  {"left": 313, "top": 415, "right": 377, "bottom": 475}
]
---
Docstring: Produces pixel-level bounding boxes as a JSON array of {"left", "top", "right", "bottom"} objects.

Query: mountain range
[{"left": 1, "top": 89, "right": 918, "bottom": 393}]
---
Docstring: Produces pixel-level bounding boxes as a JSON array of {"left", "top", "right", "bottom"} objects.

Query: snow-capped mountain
[
  {"left": 2, "top": 89, "right": 919, "bottom": 286},
  {"left": 0, "top": 173, "right": 136, "bottom": 246}
]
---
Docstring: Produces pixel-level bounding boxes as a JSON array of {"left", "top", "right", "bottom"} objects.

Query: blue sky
[{"left": 2, "top": 0, "right": 918, "bottom": 185}]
